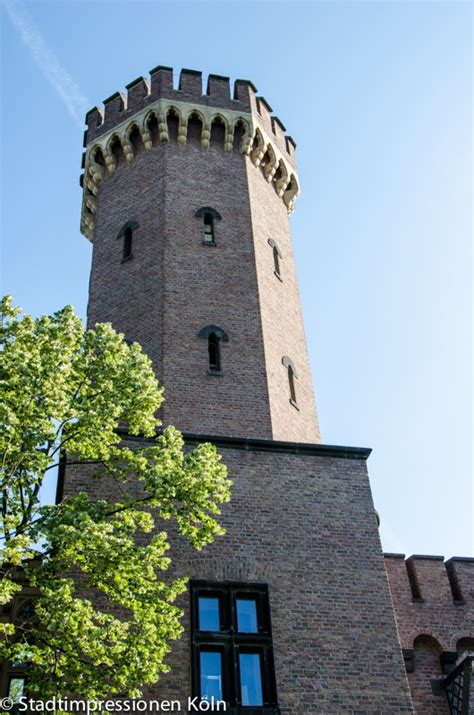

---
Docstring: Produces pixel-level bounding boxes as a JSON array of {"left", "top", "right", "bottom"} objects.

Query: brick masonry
[
  {"left": 385, "top": 554, "right": 474, "bottom": 714},
  {"left": 63, "top": 437, "right": 414, "bottom": 714},
  {"left": 63, "top": 66, "right": 473, "bottom": 713},
  {"left": 86, "top": 84, "right": 319, "bottom": 442}
]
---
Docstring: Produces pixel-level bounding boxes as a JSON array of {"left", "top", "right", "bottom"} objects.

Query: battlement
[
  {"left": 384, "top": 551, "right": 474, "bottom": 667},
  {"left": 80, "top": 67, "right": 301, "bottom": 242},
  {"left": 84, "top": 66, "right": 294, "bottom": 160},
  {"left": 384, "top": 554, "right": 474, "bottom": 606}
]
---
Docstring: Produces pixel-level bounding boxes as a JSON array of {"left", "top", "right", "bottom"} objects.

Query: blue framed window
[{"left": 191, "top": 581, "right": 278, "bottom": 710}]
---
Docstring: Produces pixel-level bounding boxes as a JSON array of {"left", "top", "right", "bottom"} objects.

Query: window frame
[
  {"left": 122, "top": 226, "right": 133, "bottom": 261},
  {"left": 203, "top": 213, "right": 216, "bottom": 246},
  {"left": 198, "top": 325, "right": 228, "bottom": 377},
  {"left": 267, "top": 239, "right": 283, "bottom": 282},
  {"left": 282, "top": 356, "right": 299, "bottom": 410},
  {"left": 190, "top": 581, "right": 278, "bottom": 711},
  {"left": 208, "top": 332, "right": 222, "bottom": 373},
  {"left": 195, "top": 207, "right": 222, "bottom": 247},
  {"left": 117, "top": 219, "right": 139, "bottom": 263}
]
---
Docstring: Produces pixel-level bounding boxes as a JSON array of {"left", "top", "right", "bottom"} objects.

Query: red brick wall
[
  {"left": 385, "top": 554, "right": 474, "bottom": 713},
  {"left": 64, "top": 438, "right": 413, "bottom": 714},
  {"left": 86, "top": 74, "right": 319, "bottom": 442},
  {"left": 246, "top": 159, "right": 320, "bottom": 442}
]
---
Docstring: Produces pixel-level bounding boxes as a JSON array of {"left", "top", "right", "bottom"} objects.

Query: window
[
  {"left": 117, "top": 220, "right": 139, "bottom": 262},
  {"left": 198, "top": 325, "right": 228, "bottom": 376},
  {"left": 288, "top": 365, "right": 296, "bottom": 403},
  {"left": 195, "top": 207, "right": 222, "bottom": 246},
  {"left": 272, "top": 247, "right": 280, "bottom": 277},
  {"left": 203, "top": 213, "right": 215, "bottom": 244},
  {"left": 191, "top": 582, "right": 278, "bottom": 711},
  {"left": 267, "top": 239, "right": 282, "bottom": 280},
  {"left": 208, "top": 333, "right": 221, "bottom": 372},
  {"left": 282, "top": 356, "right": 298, "bottom": 409},
  {"left": 17, "top": 600, "right": 34, "bottom": 620},
  {"left": 7, "top": 677, "right": 25, "bottom": 702},
  {"left": 123, "top": 227, "right": 133, "bottom": 260}
]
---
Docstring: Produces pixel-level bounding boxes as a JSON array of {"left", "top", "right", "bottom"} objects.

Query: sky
[{"left": 1, "top": 0, "right": 472, "bottom": 558}]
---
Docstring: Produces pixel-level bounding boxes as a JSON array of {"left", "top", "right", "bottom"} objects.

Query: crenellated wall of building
[
  {"left": 83, "top": 68, "right": 295, "bottom": 156},
  {"left": 385, "top": 553, "right": 474, "bottom": 714},
  {"left": 80, "top": 68, "right": 299, "bottom": 243}
]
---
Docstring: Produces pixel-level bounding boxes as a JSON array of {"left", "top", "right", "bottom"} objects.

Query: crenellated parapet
[
  {"left": 384, "top": 554, "right": 474, "bottom": 653},
  {"left": 80, "top": 67, "right": 300, "bottom": 241}
]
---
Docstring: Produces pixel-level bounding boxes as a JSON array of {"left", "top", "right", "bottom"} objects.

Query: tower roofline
[
  {"left": 83, "top": 66, "right": 295, "bottom": 159},
  {"left": 80, "top": 93, "right": 300, "bottom": 241}
]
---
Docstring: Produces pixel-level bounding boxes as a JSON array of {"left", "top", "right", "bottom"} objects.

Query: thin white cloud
[{"left": 3, "top": 0, "right": 88, "bottom": 129}]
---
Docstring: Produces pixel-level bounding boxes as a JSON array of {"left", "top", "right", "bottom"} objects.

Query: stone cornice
[{"left": 80, "top": 97, "right": 300, "bottom": 242}]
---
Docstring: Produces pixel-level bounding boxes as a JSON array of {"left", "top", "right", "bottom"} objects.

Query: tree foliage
[{"left": 0, "top": 296, "right": 231, "bottom": 697}]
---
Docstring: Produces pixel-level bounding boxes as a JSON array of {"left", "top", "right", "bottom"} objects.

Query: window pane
[
  {"left": 237, "top": 598, "right": 258, "bottom": 633},
  {"left": 198, "top": 596, "right": 220, "bottom": 631},
  {"left": 240, "top": 653, "right": 263, "bottom": 706},
  {"left": 200, "top": 651, "right": 223, "bottom": 701},
  {"left": 8, "top": 678, "right": 25, "bottom": 702}
]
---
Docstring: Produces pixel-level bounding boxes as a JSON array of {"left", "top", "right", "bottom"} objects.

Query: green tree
[{"left": 0, "top": 296, "right": 231, "bottom": 698}]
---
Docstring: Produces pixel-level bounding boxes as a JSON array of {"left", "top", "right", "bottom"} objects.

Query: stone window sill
[
  {"left": 202, "top": 241, "right": 217, "bottom": 247},
  {"left": 208, "top": 369, "right": 223, "bottom": 377}
]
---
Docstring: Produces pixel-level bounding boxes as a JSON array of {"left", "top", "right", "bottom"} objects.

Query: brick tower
[
  {"left": 69, "top": 67, "right": 418, "bottom": 713},
  {"left": 81, "top": 67, "right": 318, "bottom": 443}
]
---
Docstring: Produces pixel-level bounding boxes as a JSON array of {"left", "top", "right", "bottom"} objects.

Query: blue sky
[{"left": 1, "top": 0, "right": 472, "bottom": 558}]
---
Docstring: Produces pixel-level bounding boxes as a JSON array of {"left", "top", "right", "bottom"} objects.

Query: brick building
[{"left": 11, "top": 66, "right": 473, "bottom": 713}]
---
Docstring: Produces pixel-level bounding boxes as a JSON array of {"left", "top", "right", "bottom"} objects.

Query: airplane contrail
[{"left": 3, "top": 0, "right": 88, "bottom": 129}]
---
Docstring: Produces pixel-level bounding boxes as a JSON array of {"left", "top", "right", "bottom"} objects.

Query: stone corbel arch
[
  {"left": 88, "top": 146, "right": 105, "bottom": 183},
  {"left": 177, "top": 115, "right": 188, "bottom": 146},
  {"left": 88, "top": 162, "right": 104, "bottom": 187},
  {"left": 275, "top": 160, "right": 289, "bottom": 197},
  {"left": 234, "top": 117, "right": 252, "bottom": 154},
  {"left": 263, "top": 144, "right": 278, "bottom": 182},
  {"left": 83, "top": 176, "right": 98, "bottom": 200},
  {"left": 283, "top": 174, "right": 299, "bottom": 212},
  {"left": 105, "top": 134, "right": 127, "bottom": 173},
  {"left": 120, "top": 133, "right": 134, "bottom": 163},
  {"left": 126, "top": 121, "right": 149, "bottom": 153},
  {"left": 84, "top": 193, "right": 96, "bottom": 214},
  {"left": 209, "top": 113, "right": 229, "bottom": 150},
  {"left": 158, "top": 111, "right": 168, "bottom": 143},
  {"left": 201, "top": 122, "right": 211, "bottom": 149},
  {"left": 125, "top": 122, "right": 143, "bottom": 156},
  {"left": 165, "top": 105, "right": 183, "bottom": 143},
  {"left": 143, "top": 109, "right": 159, "bottom": 147},
  {"left": 224, "top": 123, "right": 234, "bottom": 153},
  {"left": 250, "top": 129, "right": 265, "bottom": 166},
  {"left": 186, "top": 109, "right": 206, "bottom": 148}
]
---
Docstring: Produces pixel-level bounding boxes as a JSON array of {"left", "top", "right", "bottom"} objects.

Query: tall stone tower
[
  {"left": 81, "top": 67, "right": 318, "bottom": 443},
  {"left": 69, "top": 67, "right": 416, "bottom": 713}
]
